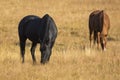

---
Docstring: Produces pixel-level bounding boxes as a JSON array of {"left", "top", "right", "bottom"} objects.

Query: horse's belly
[{"left": 26, "top": 32, "right": 40, "bottom": 43}]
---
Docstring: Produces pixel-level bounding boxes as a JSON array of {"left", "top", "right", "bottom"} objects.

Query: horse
[
  {"left": 89, "top": 10, "right": 110, "bottom": 51},
  {"left": 18, "top": 14, "right": 58, "bottom": 64}
]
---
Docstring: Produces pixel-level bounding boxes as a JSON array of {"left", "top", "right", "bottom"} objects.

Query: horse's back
[
  {"left": 18, "top": 15, "right": 40, "bottom": 33},
  {"left": 41, "top": 14, "right": 58, "bottom": 42},
  {"left": 18, "top": 15, "right": 41, "bottom": 42},
  {"left": 89, "top": 10, "right": 102, "bottom": 32},
  {"left": 101, "top": 11, "right": 110, "bottom": 35},
  {"left": 18, "top": 15, "right": 40, "bottom": 28}
]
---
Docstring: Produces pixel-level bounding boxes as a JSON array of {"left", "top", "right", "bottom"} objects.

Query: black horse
[{"left": 18, "top": 14, "right": 58, "bottom": 64}]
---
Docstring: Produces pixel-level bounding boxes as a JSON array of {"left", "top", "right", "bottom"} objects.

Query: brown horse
[{"left": 89, "top": 10, "right": 110, "bottom": 51}]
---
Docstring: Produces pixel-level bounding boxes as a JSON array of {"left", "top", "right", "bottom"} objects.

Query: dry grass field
[{"left": 0, "top": 0, "right": 120, "bottom": 80}]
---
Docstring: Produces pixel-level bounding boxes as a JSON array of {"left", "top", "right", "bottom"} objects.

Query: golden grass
[{"left": 0, "top": 0, "right": 120, "bottom": 80}]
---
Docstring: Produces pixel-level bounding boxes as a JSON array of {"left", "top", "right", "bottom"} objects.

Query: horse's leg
[
  {"left": 20, "top": 38, "right": 26, "bottom": 63},
  {"left": 89, "top": 30, "right": 93, "bottom": 48},
  {"left": 30, "top": 42, "right": 37, "bottom": 64},
  {"left": 94, "top": 31, "right": 97, "bottom": 45},
  {"left": 97, "top": 32, "right": 100, "bottom": 49},
  {"left": 103, "top": 35, "right": 107, "bottom": 51}
]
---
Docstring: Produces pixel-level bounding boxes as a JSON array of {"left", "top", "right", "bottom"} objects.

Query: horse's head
[
  {"left": 40, "top": 43, "right": 51, "bottom": 64},
  {"left": 100, "top": 34, "right": 107, "bottom": 51}
]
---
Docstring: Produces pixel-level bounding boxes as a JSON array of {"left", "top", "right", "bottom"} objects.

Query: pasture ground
[{"left": 0, "top": 0, "right": 120, "bottom": 80}]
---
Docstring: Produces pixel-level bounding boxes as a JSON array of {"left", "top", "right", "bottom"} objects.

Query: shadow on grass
[
  {"left": 107, "top": 36, "right": 116, "bottom": 41},
  {"left": 107, "top": 37, "right": 115, "bottom": 41}
]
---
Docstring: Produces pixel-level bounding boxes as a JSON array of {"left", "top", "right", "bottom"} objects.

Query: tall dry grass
[{"left": 0, "top": 0, "right": 120, "bottom": 80}]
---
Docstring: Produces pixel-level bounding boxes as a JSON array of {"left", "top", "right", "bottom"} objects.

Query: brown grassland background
[{"left": 0, "top": 0, "right": 120, "bottom": 80}]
